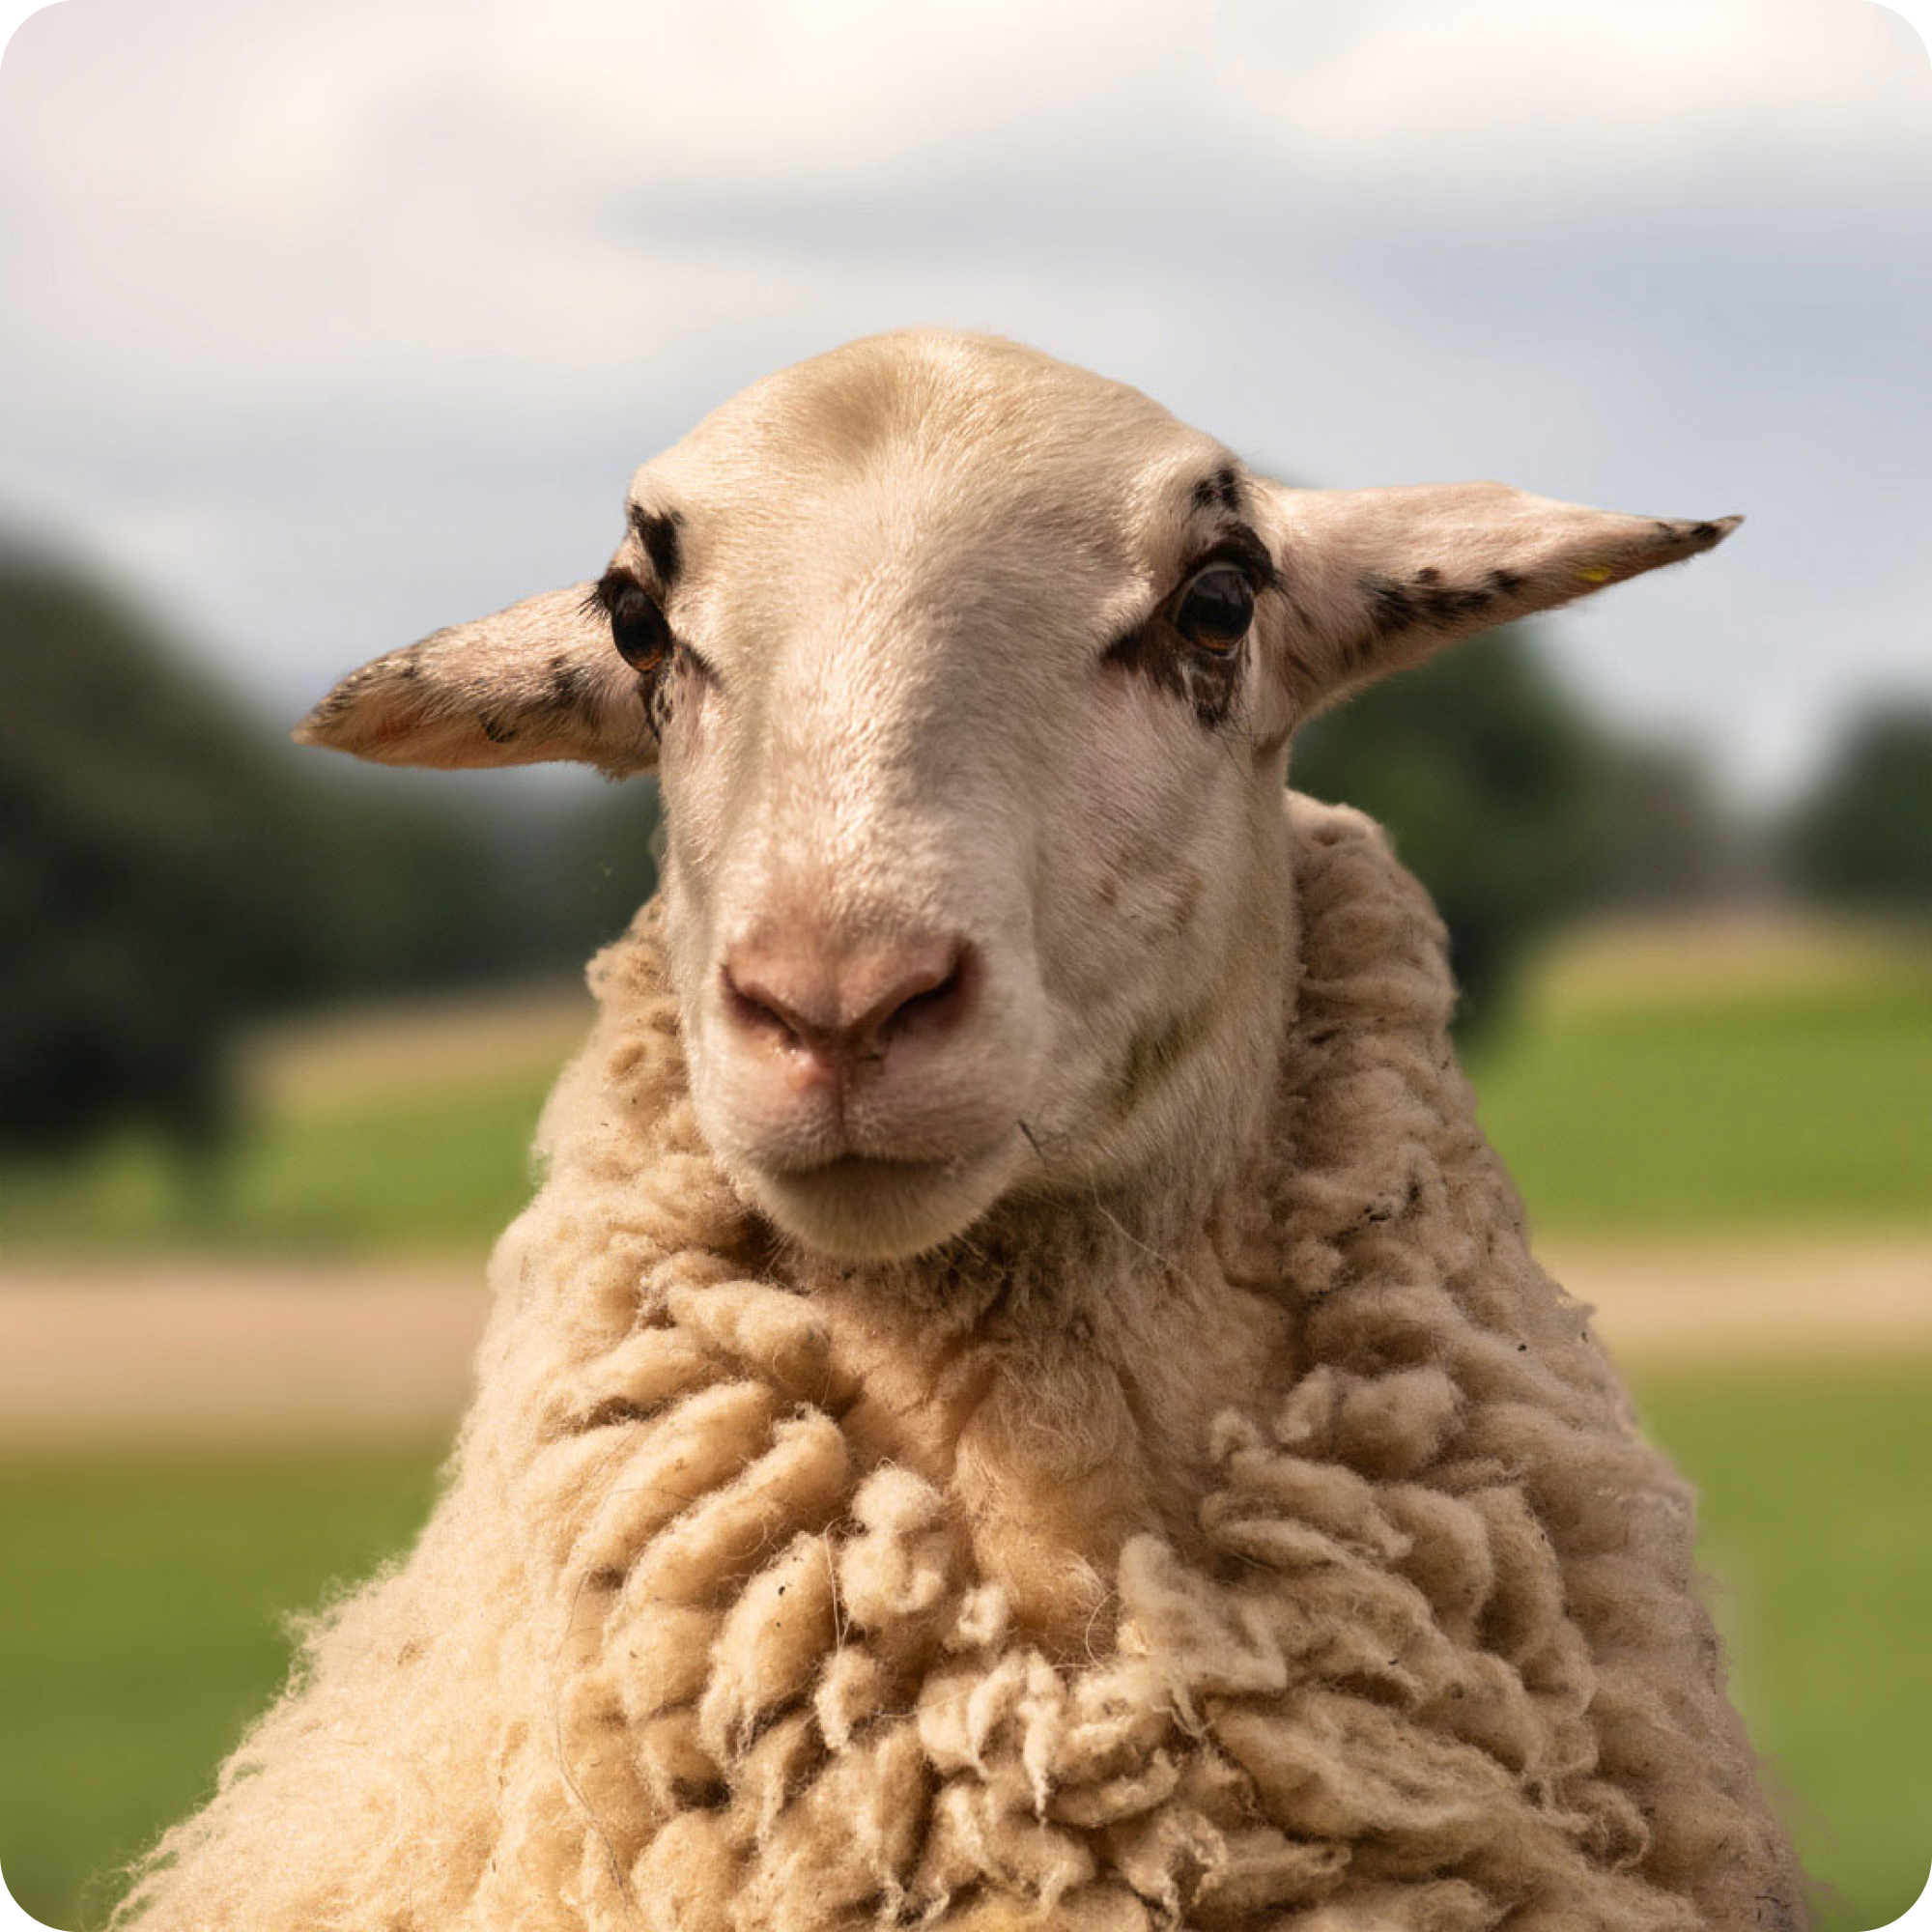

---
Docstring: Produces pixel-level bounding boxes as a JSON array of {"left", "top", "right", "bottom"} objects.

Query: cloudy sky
[{"left": 1, "top": 0, "right": 1926, "bottom": 801}]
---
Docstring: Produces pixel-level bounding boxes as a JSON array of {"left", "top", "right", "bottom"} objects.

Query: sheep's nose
[{"left": 720, "top": 928, "right": 976, "bottom": 1078}]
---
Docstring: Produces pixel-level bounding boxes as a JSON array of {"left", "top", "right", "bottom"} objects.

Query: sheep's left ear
[
  {"left": 292, "top": 583, "right": 659, "bottom": 776},
  {"left": 1256, "top": 480, "right": 1741, "bottom": 717}
]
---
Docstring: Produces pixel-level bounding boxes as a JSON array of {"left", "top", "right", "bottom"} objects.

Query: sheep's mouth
[
  {"left": 764, "top": 1143, "right": 998, "bottom": 1207},
  {"left": 798, "top": 1151, "right": 966, "bottom": 1183},
  {"left": 753, "top": 1126, "right": 1009, "bottom": 1183},
  {"left": 742, "top": 1136, "right": 1021, "bottom": 1262}
]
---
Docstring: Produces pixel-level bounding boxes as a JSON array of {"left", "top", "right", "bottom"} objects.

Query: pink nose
[{"left": 720, "top": 927, "right": 976, "bottom": 1078}]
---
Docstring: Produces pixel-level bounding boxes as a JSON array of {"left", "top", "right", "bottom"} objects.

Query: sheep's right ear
[
  {"left": 292, "top": 584, "right": 659, "bottom": 776},
  {"left": 1256, "top": 480, "right": 1742, "bottom": 719}
]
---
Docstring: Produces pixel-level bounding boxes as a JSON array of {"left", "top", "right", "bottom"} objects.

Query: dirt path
[
  {"left": 1550, "top": 1235, "right": 1932, "bottom": 1367},
  {"left": 1, "top": 1237, "right": 1927, "bottom": 1447},
  {"left": 0, "top": 1260, "right": 486, "bottom": 1448}
]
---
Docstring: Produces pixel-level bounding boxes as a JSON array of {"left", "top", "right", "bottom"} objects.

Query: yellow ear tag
[{"left": 1576, "top": 562, "right": 1613, "bottom": 584}]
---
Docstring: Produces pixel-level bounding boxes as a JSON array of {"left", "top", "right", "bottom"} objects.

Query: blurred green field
[
  {"left": 1, "top": 1367, "right": 1925, "bottom": 1931},
  {"left": 1475, "top": 939, "right": 1932, "bottom": 1237},
  {"left": 0, "top": 1074, "right": 558, "bottom": 1258},
  {"left": 2, "top": 916, "right": 1928, "bottom": 1257}
]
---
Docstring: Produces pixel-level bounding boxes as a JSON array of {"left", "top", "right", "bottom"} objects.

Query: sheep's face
[
  {"left": 298, "top": 330, "right": 1739, "bottom": 1263},
  {"left": 627, "top": 340, "right": 1304, "bottom": 1260}
]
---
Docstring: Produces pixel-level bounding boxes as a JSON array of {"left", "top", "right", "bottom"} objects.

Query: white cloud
[
  {"left": 3, "top": 0, "right": 1924, "bottom": 419},
  {"left": 1235, "top": 0, "right": 1929, "bottom": 180}
]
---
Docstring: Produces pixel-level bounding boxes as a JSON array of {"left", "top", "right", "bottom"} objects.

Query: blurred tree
[
  {"left": 0, "top": 544, "right": 325, "bottom": 1153},
  {"left": 297, "top": 776, "right": 524, "bottom": 995},
  {"left": 0, "top": 545, "right": 531, "bottom": 1155},
  {"left": 1288, "top": 627, "right": 1617, "bottom": 1033},
  {"left": 501, "top": 779, "right": 662, "bottom": 969},
  {"left": 1784, "top": 704, "right": 1932, "bottom": 912},
  {"left": 1595, "top": 740, "right": 1750, "bottom": 911}
]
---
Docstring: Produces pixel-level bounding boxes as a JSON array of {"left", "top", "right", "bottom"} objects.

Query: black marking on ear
[
  {"left": 543, "top": 651, "right": 597, "bottom": 711},
  {"left": 627, "top": 504, "right": 684, "bottom": 585},
  {"left": 1654, "top": 517, "right": 1722, "bottom": 549},
  {"left": 1359, "top": 571, "right": 1499, "bottom": 639},
  {"left": 302, "top": 655, "right": 406, "bottom": 732},
  {"left": 1321, "top": 562, "right": 1539, "bottom": 686},
  {"left": 1358, "top": 575, "right": 1415, "bottom": 641}
]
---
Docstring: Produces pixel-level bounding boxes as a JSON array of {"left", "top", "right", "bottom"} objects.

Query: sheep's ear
[
  {"left": 1259, "top": 480, "right": 1741, "bottom": 716},
  {"left": 292, "top": 584, "right": 658, "bottom": 776}
]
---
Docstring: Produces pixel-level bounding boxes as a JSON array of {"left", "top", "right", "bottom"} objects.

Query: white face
[
  {"left": 298, "top": 329, "right": 1740, "bottom": 1262},
  {"left": 631, "top": 340, "right": 1299, "bottom": 1258}
]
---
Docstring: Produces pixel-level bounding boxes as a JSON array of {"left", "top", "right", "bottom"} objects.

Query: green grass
[
  {"left": 0, "top": 1078, "right": 554, "bottom": 1259},
  {"left": 0, "top": 1452, "right": 441, "bottom": 1930},
  {"left": 1, "top": 1370, "right": 1926, "bottom": 1931},
  {"left": 1470, "top": 974, "right": 1932, "bottom": 1237},
  {"left": 1635, "top": 1364, "right": 1932, "bottom": 1932}
]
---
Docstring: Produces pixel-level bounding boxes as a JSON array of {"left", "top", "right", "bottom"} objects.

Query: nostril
[
  {"left": 720, "top": 958, "right": 811, "bottom": 1046},
  {"left": 870, "top": 940, "right": 976, "bottom": 1047}
]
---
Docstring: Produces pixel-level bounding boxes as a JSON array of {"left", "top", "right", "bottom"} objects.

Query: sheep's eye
[
  {"left": 611, "top": 583, "right": 671, "bottom": 672},
  {"left": 1174, "top": 564, "right": 1254, "bottom": 652}
]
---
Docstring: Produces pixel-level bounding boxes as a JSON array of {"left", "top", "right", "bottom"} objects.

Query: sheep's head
[{"left": 298, "top": 330, "right": 1738, "bottom": 1262}]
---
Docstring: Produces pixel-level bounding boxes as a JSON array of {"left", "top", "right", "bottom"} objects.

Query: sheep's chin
[{"left": 739, "top": 1141, "right": 1019, "bottom": 1263}]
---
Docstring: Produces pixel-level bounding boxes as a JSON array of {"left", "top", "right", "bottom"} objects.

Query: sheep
[{"left": 116, "top": 330, "right": 1804, "bottom": 1932}]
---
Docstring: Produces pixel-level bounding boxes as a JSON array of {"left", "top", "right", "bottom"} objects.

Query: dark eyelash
[
  {"left": 583, "top": 571, "right": 629, "bottom": 618},
  {"left": 1181, "top": 526, "right": 1280, "bottom": 595}
]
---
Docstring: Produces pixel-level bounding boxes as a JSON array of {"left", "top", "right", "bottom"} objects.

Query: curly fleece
[{"left": 116, "top": 795, "right": 1804, "bottom": 1931}]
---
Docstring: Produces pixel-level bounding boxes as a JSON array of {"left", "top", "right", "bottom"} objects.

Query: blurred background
[{"left": 0, "top": 1, "right": 1927, "bottom": 1925}]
